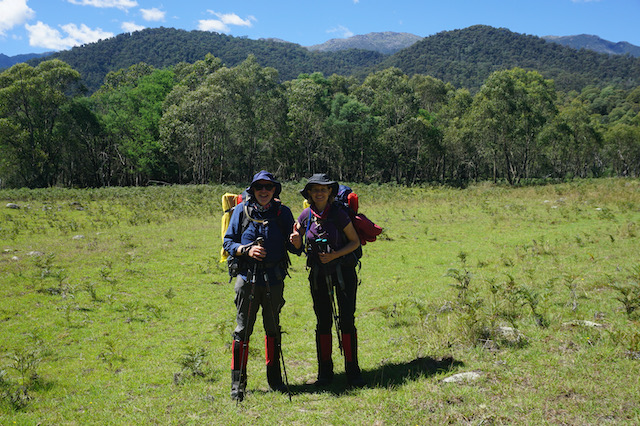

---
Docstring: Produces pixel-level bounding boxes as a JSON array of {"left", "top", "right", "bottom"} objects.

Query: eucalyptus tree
[
  {"left": 327, "top": 74, "right": 359, "bottom": 97},
  {"left": 325, "top": 93, "right": 377, "bottom": 181},
  {"left": 99, "top": 62, "right": 154, "bottom": 92},
  {"left": 539, "top": 100, "right": 603, "bottom": 178},
  {"left": 604, "top": 122, "right": 640, "bottom": 177},
  {"left": 58, "top": 96, "right": 111, "bottom": 187},
  {"left": 159, "top": 54, "right": 225, "bottom": 183},
  {"left": 93, "top": 65, "right": 176, "bottom": 185},
  {"left": 353, "top": 67, "right": 421, "bottom": 183},
  {"left": 627, "top": 87, "right": 640, "bottom": 114},
  {"left": 354, "top": 67, "right": 418, "bottom": 128},
  {"left": 171, "top": 53, "right": 223, "bottom": 92},
  {"left": 161, "top": 55, "right": 286, "bottom": 183},
  {"left": 467, "top": 68, "right": 557, "bottom": 184},
  {"left": 204, "top": 55, "right": 287, "bottom": 181},
  {"left": 160, "top": 85, "right": 231, "bottom": 184},
  {"left": 439, "top": 88, "right": 477, "bottom": 183},
  {"left": 409, "top": 74, "right": 453, "bottom": 114},
  {"left": 285, "top": 72, "right": 333, "bottom": 177},
  {"left": 0, "top": 59, "right": 81, "bottom": 187}
]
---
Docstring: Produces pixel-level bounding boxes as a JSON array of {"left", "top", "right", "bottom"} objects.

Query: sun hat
[
  {"left": 299, "top": 173, "right": 339, "bottom": 200},
  {"left": 248, "top": 170, "right": 282, "bottom": 198}
]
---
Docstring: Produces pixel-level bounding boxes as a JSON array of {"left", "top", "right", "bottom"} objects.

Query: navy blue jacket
[{"left": 223, "top": 200, "right": 297, "bottom": 284}]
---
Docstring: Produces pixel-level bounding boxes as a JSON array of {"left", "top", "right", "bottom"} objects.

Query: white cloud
[
  {"left": 140, "top": 7, "right": 165, "bottom": 22},
  {"left": 198, "top": 19, "right": 229, "bottom": 33},
  {"left": 67, "top": 0, "right": 138, "bottom": 10},
  {"left": 0, "top": 0, "right": 35, "bottom": 36},
  {"left": 25, "top": 22, "right": 76, "bottom": 50},
  {"left": 62, "top": 23, "right": 112, "bottom": 42},
  {"left": 122, "top": 21, "right": 145, "bottom": 32},
  {"left": 327, "top": 25, "right": 354, "bottom": 38},
  {"left": 25, "top": 21, "right": 113, "bottom": 50},
  {"left": 198, "top": 11, "right": 256, "bottom": 33}
]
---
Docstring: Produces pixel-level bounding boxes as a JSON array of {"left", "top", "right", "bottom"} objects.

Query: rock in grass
[
  {"left": 496, "top": 326, "right": 526, "bottom": 343},
  {"left": 562, "top": 320, "right": 604, "bottom": 328},
  {"left": 441, "top": 371, "right": 483, "bottom": 383},
  {"left": 6, "top": 203, "right": 20, "bottom": 209}
]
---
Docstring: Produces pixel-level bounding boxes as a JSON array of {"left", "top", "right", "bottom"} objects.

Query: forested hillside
[
  {"left": 2, "top": 53, "right": 639, "bottom": 189},
  {"left": 30, "top": 27, "right": 384, "bottom": 93},
  {"left": 0, "top": 52, "right": 54, "bottom": 68},
  {"left": 27, "top": 25, "right": 640, "bottom": 94},
  {"left": 3, "top": 25, "right": 640, "bottom": 189},
  {"left": 382, "top": 25, "right": 640, "bottom": 92},
  {"left": 543, "top": 34, "right": 640, "bottom": 58},
  {"left": 307, "top": 32, "right": 423, "bottom": 54}
]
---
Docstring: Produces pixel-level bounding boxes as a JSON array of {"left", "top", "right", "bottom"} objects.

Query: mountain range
[
  {"left": 542, "top": 34, "right": 640, "bottom": 57},
  {"left": 306, "top": 31, "right": 424, "bottom": 54},
  {"left": 3, "top": 28, "right": 638, "bottom": 69},
  {"left": 4, "top": 26, "right": 640, "bottom": 93},
  {"left": 0, "top": 51, "right": 55, "bottom": 69}
]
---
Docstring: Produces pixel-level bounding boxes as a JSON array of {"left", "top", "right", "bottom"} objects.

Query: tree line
[
  {"left": 383, "top": 25, "right": 640, "bottom": 93},
  {"left": 1, "top": 54, "right": 639, "bottom": 188},
  {"left": 29, "top": 26, "right": 640, "bottom": 96},
  {"left": 31, "top": 27, "right": 385, "bottom": 93}
]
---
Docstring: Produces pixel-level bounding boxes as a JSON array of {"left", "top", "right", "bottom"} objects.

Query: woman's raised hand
[{"left": 289, "top": 223, "right": 302, "bottom": 249}]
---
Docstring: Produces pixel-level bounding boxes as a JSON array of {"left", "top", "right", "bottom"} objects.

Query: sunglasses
[{"left": 253, "top": 183, "right": 275, "bottom": 191}]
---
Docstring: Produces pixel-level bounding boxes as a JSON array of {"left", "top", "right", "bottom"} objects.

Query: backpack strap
[
  {"left": 228, "top": 200, "right": 291, "bottom": 280},
  {"left": 239, "top": 200, "right": 284, "bottom": 234},
  {"left": 304, "top": 208, "right": 312, "bottom": 256}
]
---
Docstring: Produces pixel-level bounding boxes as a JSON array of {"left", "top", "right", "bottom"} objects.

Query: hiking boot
[
  {"left": 231, "top": 339, "right": 249, "bottom": 401},
  {"left": 343, "top": 332, "right": 366, "bottom": 388},
  {"left": 315, "top": 360, "right": 334, "bottom": 387},
  {"left": 267, "top": 363, "right": 287, "bottom": 392},
  {"left": 346, "top": 363, "right": 366, "bottom": 388},
  {"left": 265, "top": 335, "right": 286, "bottom": 392},
  {"left": 231, "top": 370, "right": 247, "bottom": 401},
  {"left": 315, "top": 332, "right": 333, "bottom": 386}
]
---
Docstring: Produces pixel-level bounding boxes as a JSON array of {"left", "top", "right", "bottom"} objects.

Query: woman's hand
[
  {"left": 318, "top": 251, "right": 339, "bottom": 264},
  {"left": 318, "top": 222, "right": 360, "bottom": 264},
  {"left": 289, "top": 223, "right": 302, "bottom": 249}
]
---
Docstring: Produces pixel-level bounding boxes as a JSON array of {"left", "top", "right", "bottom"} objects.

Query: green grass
[{"left": 1, "top": 179, "right": 640, "bottom": 424}]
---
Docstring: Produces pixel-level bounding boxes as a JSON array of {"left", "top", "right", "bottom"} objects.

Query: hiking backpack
[
  {"left": 300, "top": 184, "right": 382, "bottom": 262},
  {"left": 220, "top": 192, "right": 291, "bottom": 278},
  {"left": 335, "top": 184, "right": 382, "bottom": 247},
  {"left": 220, "top": 192, "right": 243, "bottom": 263}
]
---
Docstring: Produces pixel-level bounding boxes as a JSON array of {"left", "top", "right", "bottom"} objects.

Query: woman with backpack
[
  {"left": 289, "top": 173, "right": 366, "bottom": 388},
  {"left": 223, "top": 170, "right": 298, "bottom": 401}
]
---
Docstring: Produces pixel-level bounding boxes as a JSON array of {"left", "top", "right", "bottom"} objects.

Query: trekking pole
[
  {"left": 316, "top": 238, "right": 343, "bottom": 355},
  {"left": 236, "top": 237, "right": 262, "bottom": 406},
  {"left": 257, "top": 235, "right": 292, "bottom": 401}
]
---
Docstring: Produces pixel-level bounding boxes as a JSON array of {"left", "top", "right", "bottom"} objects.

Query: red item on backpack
[
  {"left": 347, "top": 192, "right": 359, "bottom": 214},
  {"left": 352, "top": 212, "right": 382, "bottom": 245}
]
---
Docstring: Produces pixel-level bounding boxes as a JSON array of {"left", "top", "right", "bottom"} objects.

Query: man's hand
[{"left": 248, "top": 244, "right": 266, "bottom": 260}]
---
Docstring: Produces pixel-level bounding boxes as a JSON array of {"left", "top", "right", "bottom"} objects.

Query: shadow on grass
[
  {"left": 261, "top": 355, "right": 464, "bottom": 397},
  {"left": 366, "top": 355, "right": 463, "bottom": 388}
]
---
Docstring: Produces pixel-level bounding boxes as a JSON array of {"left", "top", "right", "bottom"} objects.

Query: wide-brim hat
[
  {"left": 248, "top": 170, "right": 282, "bottom": 198},
  {"left": 300, "top": 173, "right": 339, "bottom": 200}
]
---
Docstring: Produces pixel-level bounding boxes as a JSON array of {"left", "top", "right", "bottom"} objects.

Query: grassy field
[{"left": 1, "top": 179, "right": 640, "bottom": 424}]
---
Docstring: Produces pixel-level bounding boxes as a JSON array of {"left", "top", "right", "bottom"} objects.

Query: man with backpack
[
  {"left": 289, "top": 173, "right": 366, "bottom": 388},
  {"left": 223, "top": 171, "right": 298, "bottom": 401}
]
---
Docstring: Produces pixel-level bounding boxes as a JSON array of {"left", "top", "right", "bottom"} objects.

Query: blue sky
[{"left": 1, "top": 0, "right": 639, "bottom": 57}]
